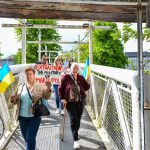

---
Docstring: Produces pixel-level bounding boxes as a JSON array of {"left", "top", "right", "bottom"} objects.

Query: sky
[{"left": 0, "top": 18, "right": 150, "bottom": 58}]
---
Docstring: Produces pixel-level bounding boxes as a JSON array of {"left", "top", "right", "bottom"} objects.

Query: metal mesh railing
[
  {"left": 0, "top": 72, "right": 25, "bottom": 134},
  {"left": 86, "top": 72, "right": 135, "bottom": 149},
  {"left": 118, "top": 86, "right": 133, "bottom": 139},
  {"left": 4, "top": 75, "right": 19, "bottom": 128},
  {"left": 93, "top": 74, "right": 107, "bottom": 117},
  {"left": 103, "top": 90, "right": 126, "bottom": 150}
]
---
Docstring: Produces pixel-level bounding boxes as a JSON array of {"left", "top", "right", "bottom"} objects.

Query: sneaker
[
  {"left": 74, "top": 141, "right": 80, "bottom": 149},
  {"left": 60, "top": 110, "right": 64, "bottom": 115},
  {"left": 56, "top": 109, "right": 60, "bottom": 114}
]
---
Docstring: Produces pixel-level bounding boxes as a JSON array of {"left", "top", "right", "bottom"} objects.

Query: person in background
[
  {"left": 37, "top": 54, "right": 49, "bottom": 65},
  {"left": 59, "top": 63, "right": 90, "bottom": 149},
  {"left": 53, "top": 56, "right": 64, "bottom": 114},
  {"left": 63, "top": 57, "right": 69, "bottom": 68},
  {"left": 11, "top": 67, "right": 51, "bottom": 150},
  {"left": 68, "top": 58, "right": 75, "bottom": 69},
  {"left": 36, "top": 54, "right": 50, "bottom": 107},
  {"left": 62, "top": 57, "right": 69, "bottom": 74}
]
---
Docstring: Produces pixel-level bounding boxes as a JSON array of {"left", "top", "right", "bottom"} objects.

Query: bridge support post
[
  {"left": 137, "top": 1, "right": 145, "bottom": 150},
  {"left": 38, "top": 29, "right": 42, "bottom": 61},
  {"left": 78, "top": 34, "right": 80, "bottom": 63},
  {"left": 22, "top": 19, "right": 26, "bottom": 64},
  {"left": 89, "top": 22, "right": 93, "bottom": 64}
]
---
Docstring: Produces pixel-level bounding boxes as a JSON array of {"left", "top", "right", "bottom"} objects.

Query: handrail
[
  {"left": 80, "top": 63, "right": 138, "bottom": 86},
  {"left": 10, "top": 64, "right": 35, "bottom": 74}
]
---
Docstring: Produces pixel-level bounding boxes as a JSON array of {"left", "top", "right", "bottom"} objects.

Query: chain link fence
[
  {"left": 103, "top": 90, "right": 126, "bottom": 150},
  {"left": 0, "top": 73, "right": 25, "bottom": 135},
  {"left": 84, "top": 67, "right": 137, "bottom": 150}
]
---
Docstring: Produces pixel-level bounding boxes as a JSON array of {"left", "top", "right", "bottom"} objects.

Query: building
[
  {"left": 125, "top": 51, "right": 150, "bottom": 70},
  {"left": 0, "top": 55, "right": 15, "bottom": 66}
]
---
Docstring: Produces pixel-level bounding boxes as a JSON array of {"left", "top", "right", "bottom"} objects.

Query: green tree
[
  {"left": 14, "top": 49, "right": 22, "bottom": 64},
  {"left": 0, "top": 53, "right": 3, "bottom": 58},
  {"left": 121, "top": 23, "right": 150, "bottom": 70},
  {"left": 15, "top": 19, "right": 61, "bottom": 63},
  {"left": 73, "top": 22, "right": 128, "bottom": 68},
  {"left": 121, "top": 23, "right": 150, "bottom": 44}
]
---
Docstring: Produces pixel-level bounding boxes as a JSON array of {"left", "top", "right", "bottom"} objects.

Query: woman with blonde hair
[
  {"left": 11, "top": 67, "right": 51, "bottom": 150},
  {"left": 53, "top": 56, "right": 64, "bottom": 114}
]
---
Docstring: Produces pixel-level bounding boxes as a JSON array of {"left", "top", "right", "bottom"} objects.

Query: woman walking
[
  {"left": 53, "top": 56, "right": 64, "bottom": 114},
  {"left": 59, "top": 63, "right": 90, "bottom": 149},
  {"left": 11, "top": 67, "right": 51, "bottom": 150}
]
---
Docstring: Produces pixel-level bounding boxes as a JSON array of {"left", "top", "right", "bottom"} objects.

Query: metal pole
[
  {"left": 89, "top": 21, "right": 93, "bottom": 64},
  {"left": 78, "top": 34, "right": 80, "bottom": 63},
  {"left": 38, "top": 29, "right": 41, "bottom": 61},
  {"left": 49, "top": 52, "right": 50, "bottom": 64},
  {"left": 22, "top": 19, "right": 26, "bottom": 64},
  {"left": 137, "top": 1, "right": 145, "bottom": 150},
  {"left": 72, "top": 49, "right": 75, "bottom": 60},
  {"left": 45, "top": 45, "right": 47, "bottom": 55}
]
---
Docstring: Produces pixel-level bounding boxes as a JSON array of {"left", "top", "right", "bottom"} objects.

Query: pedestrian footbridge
[{"left": 0, "top": 64, "right": 149, "bottom": 150}]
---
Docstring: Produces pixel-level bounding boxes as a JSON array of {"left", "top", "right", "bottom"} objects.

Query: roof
[
  {"left": 4, "top": 54, "right": 15, "bottom": 59},
  {"left": 0, "top": 0, "right": 149, "bottom": 22},
  {"left": 125, "top": 52, "right": 150, "bottom": 57}
]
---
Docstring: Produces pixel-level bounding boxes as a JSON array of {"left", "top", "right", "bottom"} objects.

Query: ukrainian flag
[
  {"left": 82, "top": 57, "right": 91, "bottom": 79},
  {"left": 0, "top": 63, "right": 14, "bottom": 93}
]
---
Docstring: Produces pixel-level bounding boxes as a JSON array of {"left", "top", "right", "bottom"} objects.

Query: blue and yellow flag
[
  {"left": 0, "top": 63, "right": 14, "bottom": 93},
  {"left": 82, "top": 57, "right": 91, "bottom": 79}
]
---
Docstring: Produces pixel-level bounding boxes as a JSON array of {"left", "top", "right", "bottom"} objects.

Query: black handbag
[
  {"left": 32, "top": 99, "right": 50, "bottom": 117},
  {"left": 26, "top": 85, "right": 50, "bottom": 117}
]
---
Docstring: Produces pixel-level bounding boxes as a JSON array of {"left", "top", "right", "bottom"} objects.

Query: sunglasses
[
  {"left": 56, "top": 59, "right": 61, "bottom": 61},
  {"left": 43, "top": 59, "right": 48, "bottom": 60}
]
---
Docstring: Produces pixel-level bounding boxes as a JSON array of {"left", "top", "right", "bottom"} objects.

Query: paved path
[{"left": 5, "top": 95, "right": 106, "bottom": 150}]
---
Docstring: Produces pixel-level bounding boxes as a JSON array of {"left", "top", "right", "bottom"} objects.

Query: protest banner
[{"left": 35, "top": 64, "right": 62, "bottom": 84}]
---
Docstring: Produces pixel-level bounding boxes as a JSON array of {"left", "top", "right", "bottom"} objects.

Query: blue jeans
[
  {"left": 53, "top": 84, "right": 63, "bottom": 110},
  {"left": 42, "top": 99, "right": 49, "bottom": 108},
  {"left": 19, "top": 116, "right": 41, "bottom": 150}
]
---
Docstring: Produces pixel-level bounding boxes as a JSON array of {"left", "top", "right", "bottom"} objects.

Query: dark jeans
[
  {"left": 53, "top": 84, "right": 63, "bottom": 110},
  {"left": 19, "top": 116, "right": 41, "bottom": 150},
  {"left": 67, "top": 102, "right": 83, "bottom": 141}
]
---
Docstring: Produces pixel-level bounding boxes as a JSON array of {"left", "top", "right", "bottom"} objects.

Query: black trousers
[{"left": 67, "top": 102, "right": 83, "bottom": 141}]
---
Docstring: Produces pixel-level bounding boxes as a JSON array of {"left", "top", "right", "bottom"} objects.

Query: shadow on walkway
[{"left": 5, "top": 98, "right": 106, "bottom": 150}]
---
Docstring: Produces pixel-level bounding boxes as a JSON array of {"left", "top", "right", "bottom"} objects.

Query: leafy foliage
[
  {"left": 0, "top": 53, "right": 3, "bottom": 58},
  {"left": 14, "top": 49, "right": 22, "bottom": 64},
  {"left": 121, "top": 23, "right": 150, "bottom": 43},
  {"left": 15, "top": 19, "right": 61, "bottom": 63},
  {"left": 71, "top": 22, "right": 128, "bottom": 68}
]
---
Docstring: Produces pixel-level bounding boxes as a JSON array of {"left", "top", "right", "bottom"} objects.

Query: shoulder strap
[
  {"left": 26, "top": 84, "right": 33, "bottom": 100},
  {"left": 70, "top": 74, "right": 77, "bottom": 86},
  {"left": 70, "top": 74, "right": 80, "bottom": 98}
]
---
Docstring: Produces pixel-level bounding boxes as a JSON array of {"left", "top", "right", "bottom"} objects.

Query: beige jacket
[{"left": 13, "top": 82, "right": 51, "bottom": 120}]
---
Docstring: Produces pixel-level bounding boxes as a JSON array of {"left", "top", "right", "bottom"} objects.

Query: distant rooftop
[
  {"left": 125, "top": 51, "right": 150, "bottom": 57},
  {"left": 3, "top": 54, "right": 15, "bottom": 60}
]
